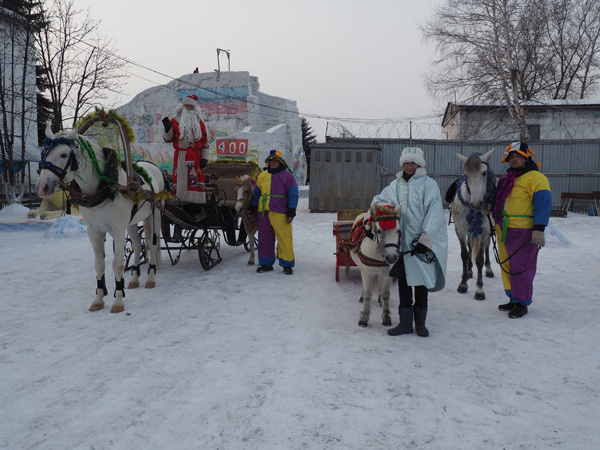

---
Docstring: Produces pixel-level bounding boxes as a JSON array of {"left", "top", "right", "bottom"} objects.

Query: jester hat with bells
[{"left": 501, "top": 142, "right": 541, "bottom": 167}]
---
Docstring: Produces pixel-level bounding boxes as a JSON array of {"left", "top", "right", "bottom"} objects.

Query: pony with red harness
[{"left": 340, "top": 204, "right": 401, "bottom": 327}]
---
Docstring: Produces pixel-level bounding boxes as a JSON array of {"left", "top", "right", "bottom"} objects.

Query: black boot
[
  {"left": 498, "top": 301, "right": 514, "bottom": 311},
  {"left": 508, "top": 303, "right": 528, "bottom": 318},
  {"left": 387, "top": 306, "right": 414, "bottom": 336},
  {"left": 414, "top": 307, "right": 429, "bottom": 337}
]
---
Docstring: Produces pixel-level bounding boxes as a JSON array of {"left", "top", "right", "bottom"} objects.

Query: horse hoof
[
  {"left": 127, "top": 281, "right": 139, "bottom": 289},
  {"left": 111, "top": 305, "right": 125, "bottom": 313},
  {"left": 247, "top": 261, "right": 254, "bottom": 266},
  {"left": 145, "top": 281, "right": 156, "bottom": 289},
  {"left": 358, "top": 320, "right": 368, "bottom": 327},
  {"left": 474, "top": 293, "right": 486, "bottom": 301},
  {"left": 383, "top": 318, "right": 392, "bottom": 327},
  {"left": 457, "top": 285, "right": 468, "bottom": 294},
  {"left": 89, "top": 304, "right": 104, "bottom": 312},
  {"left": 485, "top": 271, "right": 494, "bottom": 278}
]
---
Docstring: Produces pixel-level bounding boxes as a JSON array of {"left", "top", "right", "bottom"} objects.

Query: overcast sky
[{"left": 76, "top": 0, "right": 444, "bottom": 140}]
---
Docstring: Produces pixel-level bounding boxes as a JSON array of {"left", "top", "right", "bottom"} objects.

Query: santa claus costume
[{"left": 163, "top": 95, "right": 209, "bottom": 204}]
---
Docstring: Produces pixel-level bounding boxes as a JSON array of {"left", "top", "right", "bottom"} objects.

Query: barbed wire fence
[
  {"left": 324, "top": 107, "right": 600, "bottom": 141},
  {"left": 324, "top": 115, "right": 445, "bottom": 140}
]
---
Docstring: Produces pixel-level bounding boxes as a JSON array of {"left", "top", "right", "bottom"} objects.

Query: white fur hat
[{"left": 399, "top": 147, "right": 426, "bottom": 168}]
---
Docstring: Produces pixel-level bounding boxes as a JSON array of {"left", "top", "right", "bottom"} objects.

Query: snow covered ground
[{"left": 1, "top": 198, "right": 599, "bottom": 450}]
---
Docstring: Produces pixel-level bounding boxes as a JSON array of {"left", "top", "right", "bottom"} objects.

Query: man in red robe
[{"left": 162, "top": 95, "right": 209, "bottom": 204}]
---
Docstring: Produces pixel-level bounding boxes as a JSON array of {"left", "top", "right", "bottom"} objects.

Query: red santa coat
[{"left": 164, "top": 118, "right": 209, "bottom": 203}]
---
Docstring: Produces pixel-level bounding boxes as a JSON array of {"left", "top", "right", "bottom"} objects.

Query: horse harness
[
  {"left": 339, "top": 213, "right": 400, "bottom": 268},
  {"left": 455, "top": 165, "right": 496, "bottom": 239}
]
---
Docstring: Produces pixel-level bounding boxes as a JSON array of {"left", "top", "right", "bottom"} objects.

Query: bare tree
[
  {"left": 422, "top": 0, "right": 600, "bottom": 139},
  {"left": 37, "top": 0, "right": 127, "bottom": 130}
]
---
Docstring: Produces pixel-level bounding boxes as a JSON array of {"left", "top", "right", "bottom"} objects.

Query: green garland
[
  {"left": 76, "top": 136, "right": 118, "bottom": 186},
  {"left": 132, "top": 162, "right": 152, "bottom": 185},
  {"left": 75, "top": 108, "right": 136, "bottom": 145}
]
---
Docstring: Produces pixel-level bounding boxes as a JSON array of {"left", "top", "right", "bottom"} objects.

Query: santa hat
[
  {"left": 399, "top": 147, "right": 426, "bottom": 168},
  {"left": 182, "top": 95, "right": 198, "bottom": 106},
  {"left": 501, "top": 141, "right": 540, "bottom": 166}
]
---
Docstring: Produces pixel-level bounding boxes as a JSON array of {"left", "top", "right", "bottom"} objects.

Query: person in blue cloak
[{"left": 372, "top": 147, "right": 448, "bottom": 337}]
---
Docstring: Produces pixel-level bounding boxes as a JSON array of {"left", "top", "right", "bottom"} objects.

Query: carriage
[{"left": 158, "top": 161, "right": 259, "bottom": 270}]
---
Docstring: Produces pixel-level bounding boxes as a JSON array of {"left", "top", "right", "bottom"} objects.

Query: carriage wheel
[
  {"left": 123, "top": 225, "right": 146, "bottom": 271},
  {"left": 198, "top": 230, "right": 222, "bottom": 270}
]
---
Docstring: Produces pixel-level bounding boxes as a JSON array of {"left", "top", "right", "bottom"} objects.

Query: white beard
[{"left": 178, "top": 107, "right": 203, "bottom": 148}]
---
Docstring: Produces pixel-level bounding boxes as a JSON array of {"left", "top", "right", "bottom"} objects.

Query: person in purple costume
[
  {"left": 492, "top": 142, "right": 552, "bottom": 318},
  {"left": 249, "top": 150, "right": 299, "bottom": 275}
]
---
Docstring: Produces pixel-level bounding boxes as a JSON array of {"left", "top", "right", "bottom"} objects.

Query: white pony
[
  {"left": 347, "top": 204, "right": 401, "bottom": 327},
  {"left": 234, "top": 175, "right": 257, "bottom": 265},
  {"left": 36, "top": 126, "right": 166, "bottom": 313},
  {"left": 451, "top": 149, "right": 495, "bottom": 300}
]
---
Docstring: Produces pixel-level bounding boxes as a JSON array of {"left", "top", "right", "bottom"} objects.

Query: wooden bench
[{"left": 560, "top": 192, "right": 600, "bottom": 215}]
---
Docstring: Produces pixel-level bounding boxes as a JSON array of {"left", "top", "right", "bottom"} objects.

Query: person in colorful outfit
[
  {"left": 250, "top": 150, "right": 299, "bottom": 275},
  {"left": 162, "top": 94, "right": 209, "bottom": 205},
  {"left": 492, "top": 142, "right": 552, "bottom": 318},
  {"left": 372, "top": 147, "right": 448, "bottom": 337}
]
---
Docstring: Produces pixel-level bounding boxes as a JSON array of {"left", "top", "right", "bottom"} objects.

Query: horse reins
[{"left": 488, "top": 214, "right": 540, "bottom": 276}]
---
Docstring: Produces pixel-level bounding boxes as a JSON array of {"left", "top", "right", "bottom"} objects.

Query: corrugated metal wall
[
  {"left": 310, "top": 138, "right": 600, "bottom": 211},
  {"left": 309, "top": 143, "right": 381, "bottom": 212}
]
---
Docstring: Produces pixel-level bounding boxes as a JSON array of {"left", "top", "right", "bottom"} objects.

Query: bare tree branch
[
  {"left": 421, "top": 0, "right": 600, "bottom": 139},
  {"left": 36, "top": 0, "right": 128, "bottom": 129}
]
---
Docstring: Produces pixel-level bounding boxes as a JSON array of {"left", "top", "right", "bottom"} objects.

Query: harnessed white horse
[
  {"left": 451, "top": 149, "right": 495, "bottom": 300},
  {"left": 348, "top": 205, "right": 401, "bottom": 327},
  {"left": 36, "top": 126, "right": 166, "bottom": 313}
]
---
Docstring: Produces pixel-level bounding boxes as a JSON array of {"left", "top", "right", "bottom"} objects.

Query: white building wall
[
  {"left": 0, "top": 7, "right": 38, "bottom": 156},
  {"left": 443, "top": 102, "right": 600, "bottom": 141}
]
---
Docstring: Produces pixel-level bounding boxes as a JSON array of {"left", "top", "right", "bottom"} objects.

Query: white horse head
[
  {"left": 366, "top": 204, "right": 402, "bottom": 264},
  {"left": 234, "top": 175, "right": 254, "bottom": 214},
  {"left": 456, "top": 149, "right": 494, "bottom": 211},
  {"left": 36, "top": 127, "right": 80, "bottom": 197}
]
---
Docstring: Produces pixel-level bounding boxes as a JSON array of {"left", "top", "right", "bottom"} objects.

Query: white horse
[
  {"left": 452, "top": 149, "right": 495, "bottom": 300},
  {"left": 234, "top": 175, "right": 257, "bottom": 265},
  {"left": 36, "top": 126, "right": 166, "bottom": 313},
  {"left": 348, "top": 204, "right": 401, "bottom": 327}
]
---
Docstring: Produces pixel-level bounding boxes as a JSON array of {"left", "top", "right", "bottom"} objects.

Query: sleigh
[{"left": 333, "top": 209, "right": 365, "bottom": 281}]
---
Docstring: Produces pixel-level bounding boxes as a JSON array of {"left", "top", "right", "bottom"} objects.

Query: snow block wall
[{"left": 116, "top": 71, "right": 306, "bottom": 184}]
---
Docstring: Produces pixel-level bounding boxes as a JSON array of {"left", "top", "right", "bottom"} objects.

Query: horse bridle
[
  {"left": 368, "top": 216, "right": 401, "bottom": 255},
  {"left": 38, "top": 137, "right": 79, "bottom": 181}
]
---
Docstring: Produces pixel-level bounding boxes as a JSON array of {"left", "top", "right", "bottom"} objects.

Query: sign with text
[{"left": 216, "top": 139, "right": 249, "bottom": 157}]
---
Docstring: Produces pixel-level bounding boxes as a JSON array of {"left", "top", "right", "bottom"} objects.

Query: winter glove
[
  {"left": 285, "top": 208, "right": 296, "bottom": 224},
  {"left": 162, "top": 117, "right": 172, "bottom": 133},
  {"left": 411, "top": 243, "right": 429, "bottom": 256},
  {"left": 531, "top": 230, "right": 545, "bottom": 247},
  {"left": 200, "top": 159, "right": 208, "bottom": 169}
]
